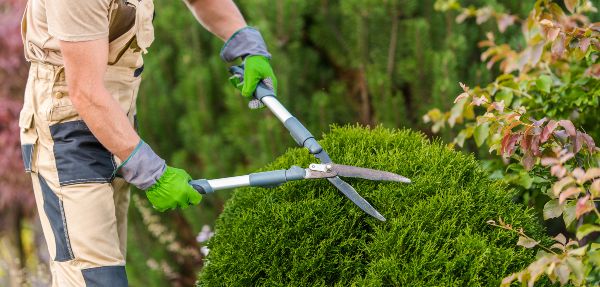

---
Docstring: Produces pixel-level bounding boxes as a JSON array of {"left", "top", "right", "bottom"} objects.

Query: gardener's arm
[
  {"left": 183, "top": 0, "right": 246, "bottom": 40},
  {"left": 59, "top": 39, "right": 201, "bottom": 210},
  {"left": 184, "top": 0, "right": 278, "bottom": 98},
  {"left": 60, "top": 39, "right": 139, "bottom": 160}
]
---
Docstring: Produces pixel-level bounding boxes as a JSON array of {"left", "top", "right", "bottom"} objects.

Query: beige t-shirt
[{"left": 23, "top": 0, "right": 136, "bottom": 66}]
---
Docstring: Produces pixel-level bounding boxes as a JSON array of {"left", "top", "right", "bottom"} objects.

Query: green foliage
[
  {"left": 198, "top": 126, "right": 547, "bottom": 286},
  {"left": 425, "top": 1, "right": 600, "bottom": 285}
]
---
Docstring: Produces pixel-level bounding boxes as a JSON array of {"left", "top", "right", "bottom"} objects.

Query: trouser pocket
[
  {"left": 50, "top": 120, "right": 117, "bottom": 186},
  {"left": 19, "top": 108, "right": 38, "bottom": 173}
]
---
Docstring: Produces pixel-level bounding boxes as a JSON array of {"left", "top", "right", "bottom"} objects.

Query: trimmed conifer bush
[{"left": 197, "top": 126, "right": 547, "bottom": 286}]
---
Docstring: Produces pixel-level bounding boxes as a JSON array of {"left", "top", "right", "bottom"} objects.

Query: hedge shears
[{"left": 189, "top": 65, "right": 411, "bottom": 221}]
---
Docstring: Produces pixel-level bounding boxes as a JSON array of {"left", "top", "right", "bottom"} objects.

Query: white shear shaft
[
  {"left": 207, "top": 175, "right": 250, "bottom": 191},
  {"left": 262, "top": 96, "right": 293, "bottom": 122}
]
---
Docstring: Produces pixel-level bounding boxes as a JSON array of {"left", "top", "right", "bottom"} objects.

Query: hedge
[{"left": 197, "top": 126, "right": 547, "bottom": 286}]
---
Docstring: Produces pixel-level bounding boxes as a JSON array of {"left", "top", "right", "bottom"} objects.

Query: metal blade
[
  {"left": 332, "top": 164, "right": 411, "bottom": 183},
  {"left": 327, "top": 177, "right": 386, "bottom": 222}
]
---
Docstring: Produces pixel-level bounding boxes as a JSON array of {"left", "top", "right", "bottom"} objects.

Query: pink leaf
[
  {"left": 574, "top": 131, "right": 584, "bottom": 153},
  {"left": 532, "top": 118, "right": 547, "bottom": 127},
  {"left": 531, "top": 135, "right": 541, "bottom": 156},
  {"left": 517, "top": 236, "right": 539, "bottom": 248},
  {"left": 541, "top": 157, "right": 559, "bottom": 166},
  {"left": 454, "top": 92, "right": 469, "bottom": 103},
  {"left": 558, "top": 120, "right": 576, "bottom": 137},
  {"left": 559, "top": 187, "right": 581, "bottom": 204},
  {"left": 554, "top": 233, "right": 567, "bottom": 245},
  {"left": 491, "top": 101, "right": 505, "bottom": 113},
  {"left": 541, "top": 120, "right": 558, "bottom": 143},
  {"left": 580, "top": 133, "right": 596, "bottom": 154},
  {"left": 572, "top": 167, "right": 585, "bottom": 180},
  {"left": 576, "top": 195, "right": 593, "bottom": 219},
  {"left": 581, "top": 168, "right": 600, "bottom": 183},
  {"left": 551, "top": 165, "right": 567, "bottom": 178},
  {"left": 496, "top": 14, "right": 516, "bottom": 33},
  {"left": 522, "top": 152, "right": 535, "bottom": 171},
  {"left": 503, "top": 134, "right": 521, "bottom": 157},
  {"left": 565, "top": 0, "right": 577, "bottom": 13},
  {"left": 579, "top": 37, "right": 591, "bottom": 53},
  {"left": 472, "top": 95, "right": 488, "bottom": 106},
  {"left": 551, "top": 33, "right": 566, "bottom": 59}
]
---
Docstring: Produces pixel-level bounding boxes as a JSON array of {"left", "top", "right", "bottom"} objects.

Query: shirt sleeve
[{"left": 46, "top": 0, "right": 112, "bottom": 42}]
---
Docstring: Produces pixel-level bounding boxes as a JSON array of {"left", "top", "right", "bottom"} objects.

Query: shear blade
[
  {"left": 332, "top": 164, "right": 411, "bottom": 183},
  {"left": 327, "top": 177, "right": 386, "bottom": 222}
]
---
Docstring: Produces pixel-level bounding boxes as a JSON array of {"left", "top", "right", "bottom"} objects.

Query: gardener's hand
[
  {"left": 220, "top": 27, "right": 276, "bottom": 98},
  {"left": 146, "top": 166, "right": 202, "bottom": 212},
  {"left": 116, "top": 140, "right": 202, "bottom": 212},
  {"left": 234, "top": 55, "right": 277, "bottom": 98}
]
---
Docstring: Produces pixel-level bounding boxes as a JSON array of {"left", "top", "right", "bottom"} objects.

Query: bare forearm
[
  {"left": 70, "top": 87, "right": 140, "bottom": 160},
  {"left": 184, "top": 0, "right": 247, "bottom": 41},
  {"left": 60, "top": 39, "right": 139, "bottom": 161}
]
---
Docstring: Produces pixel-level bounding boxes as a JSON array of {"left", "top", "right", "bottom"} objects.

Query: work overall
[{"left": 19, "top": 0, "right": 154, "bottom": 285}]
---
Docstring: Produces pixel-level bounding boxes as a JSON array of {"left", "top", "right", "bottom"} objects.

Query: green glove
[
  {"left": 229, "top": 55, "right": 277, "bottom": 98},
  {"left": 146, "top": 166, "right": 202, "bottom": 212}
]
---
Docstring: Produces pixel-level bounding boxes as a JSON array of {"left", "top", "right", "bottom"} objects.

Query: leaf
[
  {"left": 454, "top": 92, "right": 469, "bottom": 103},
  {"left": 515, "top": 171, "right": 534, "bottom": 189},
  {"left": 551, "top": 164, "right": 567, "bottom": 178},
  {"left": 559, "top": 186, "right": 581, "bottom": 204},
  {"left": 555, "top": 263, "right": 570, "bottom": 285},
  {"left": 572, "top": 167, "right": 585, "bottom": 180},
  {"left": 558, "top": 120, "right": 576, "bottom": 137},
  {"left": 541, "top": 120, "right": 558, "bottom": 143},
  {"left": 564, "top": 0, "right": 578, "bottom": 13},
  {"left": 551, "top": 33, "right": 566, "bottom": 59},
  {"left": 517, "top": 236, "right": 539, "bottom": 248},
  {"left": 575, "top": 195, "right": 593, "bottom": 219},
  {"left": 474, "top": 123, "right": 490, "bottom": 147},
  {"left": 580, "top": 132, "right": 596, "bottom": 154},
  {"left": 554, "top": 233, "right": 567, "bottom": 245},
  {"left": 553, "top": 177, "right": 574, "bottom": 196},
  {"left": 496, "top": 14, "right": 516, "bottom": 33},
  {"left": 449, "top": 98, "right": 467, "bottom": 127},
  {"left": 472, "top": 95, "right": 488, "bottom": 106},
  {"left": 530, "top": 135, "right": 541, "bottom": 156},
  {"left": 579, "top": 37, "right": 591, "bottom": 52},
  {"left": 502, "top": 134, "right": 521, "bottom": 157},
  {"left": 522, "top": 152, "right": 535, "bottom": 171},
  {"left": 543, "top": 199, "right": 563, "bottom": 219},
  {"left": 541, "top": 157, "right": 559, "bottom": 166},
  {"left": 591, "top": 180, "right": 600, "bottom": 197},
  {"left": 566, "top": 257, "right": 585, "bottom": 283},
  {"left": 535, "top": 75, "right": 552, "bottom": 93},
  {"left": 576, "top": 224, "right": 600, "bottom": 240},
  {"left": 491, "top": 101, "right": 505, "bottom": 113},
  {"left": 581, "top": 168, "right": 600, "bottom": 182},
  {"left": 501, "top": 273, "right": 518, "bottom": 287},
  {"left": 563, "top": 201, "right": 577, "bottom": 227}
]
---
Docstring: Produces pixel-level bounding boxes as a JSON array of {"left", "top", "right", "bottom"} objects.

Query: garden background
[{"left": 0, "top": 0, "right": 598, "bottom": 286}]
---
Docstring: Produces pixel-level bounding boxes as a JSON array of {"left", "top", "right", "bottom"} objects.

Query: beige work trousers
[{"left": 19, "top": 62, "right": 141, "bottom": 286}]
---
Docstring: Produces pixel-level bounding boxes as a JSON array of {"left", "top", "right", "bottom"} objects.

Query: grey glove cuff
[
  {"left": 118, "top": 140, "right": 166, "bottom": 190},
  {"left": 220, "top": 27, "right": 271, "bottom": 62}
]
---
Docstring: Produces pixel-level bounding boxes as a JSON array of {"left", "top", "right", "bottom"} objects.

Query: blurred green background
[{"left": 0, "top": 0, "right": 558, "bottom": 286}]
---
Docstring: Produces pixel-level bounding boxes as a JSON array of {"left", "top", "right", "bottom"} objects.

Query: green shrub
[{"left": 197, "top": 126, "right": 547, "bottom": 286}]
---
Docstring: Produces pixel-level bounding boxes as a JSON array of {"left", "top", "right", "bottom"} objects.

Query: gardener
[{"left": 19, "top": 0, "right": 275, "bottom": 285}]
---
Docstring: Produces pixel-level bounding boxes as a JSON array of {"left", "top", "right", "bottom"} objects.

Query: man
[{"left": 19, "top": 0, "right": 276, "bottom": 285}]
